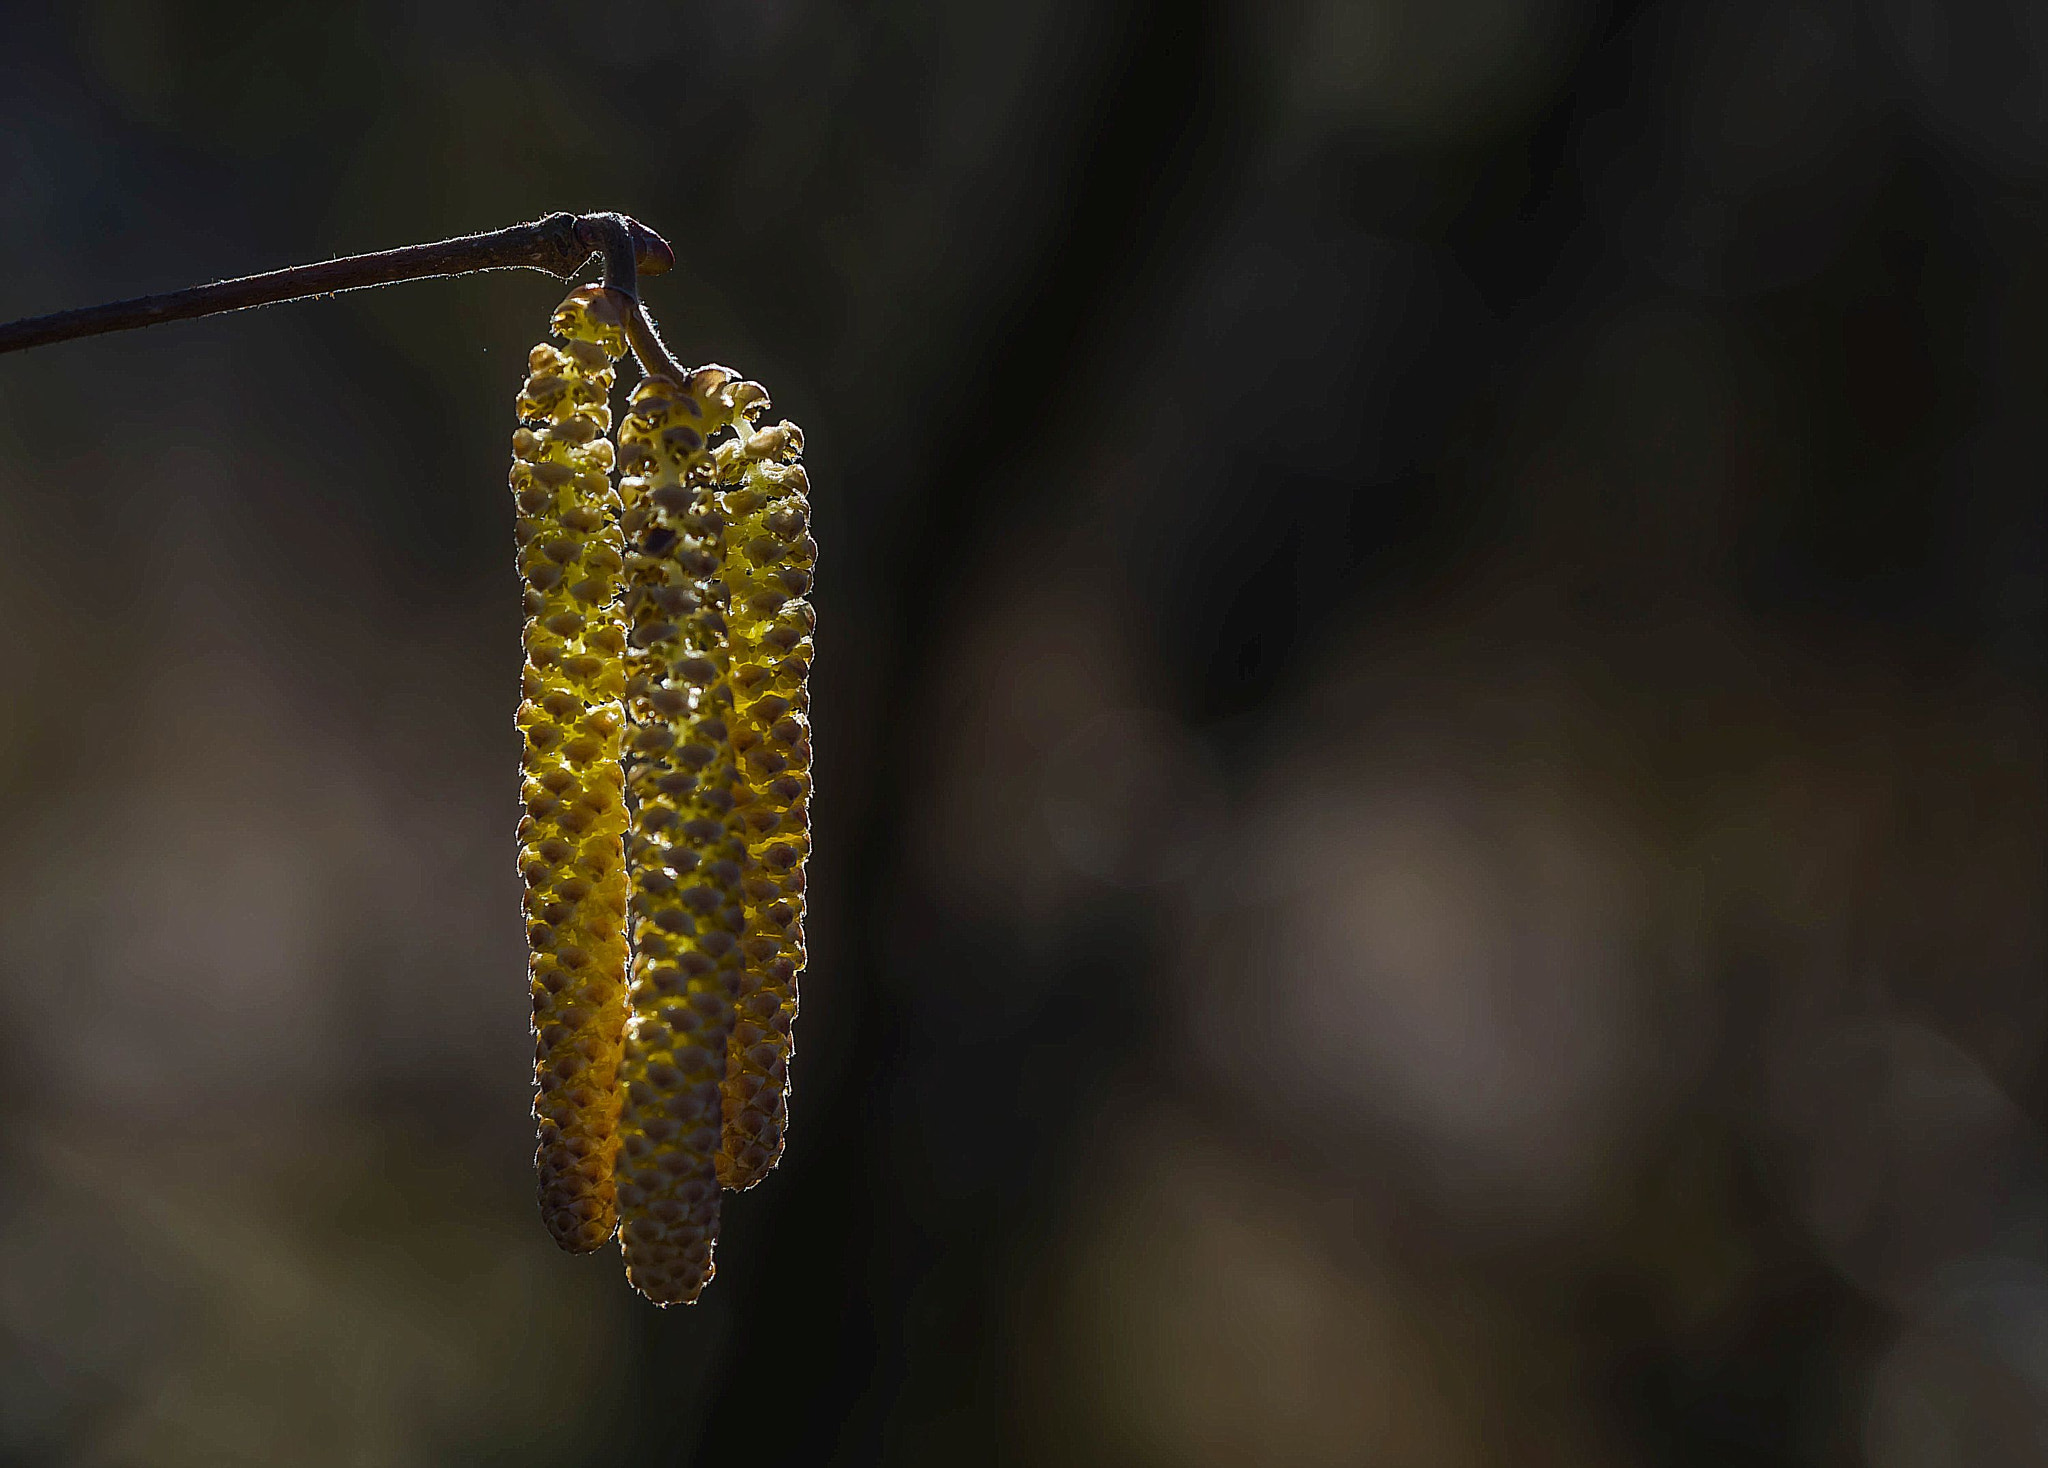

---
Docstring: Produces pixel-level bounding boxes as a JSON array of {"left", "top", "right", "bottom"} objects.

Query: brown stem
[
  {"left": 0, "top": 212, "right": 673, "bottom": 356},
  {"left": 622, "top": 295, "right": 691, "bottom": 385}
]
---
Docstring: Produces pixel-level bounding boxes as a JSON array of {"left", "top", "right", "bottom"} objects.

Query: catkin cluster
[
  {"left": 511, "top": 287, "right": 632, "bottom": 1254},
  {"left": 508, "top": 285, "right": 812, "bottom": 1304}
]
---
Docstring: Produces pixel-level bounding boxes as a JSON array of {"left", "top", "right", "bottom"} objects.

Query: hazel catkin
[
  {"left": 611, "top": 365, "right": 758, "bottom": 1305},
  {"left": 712, "top": 399, "right": 814, "bottom": 1192},
  {"left": 513, "top": 285, "right": 632, "bottom": 1254}
]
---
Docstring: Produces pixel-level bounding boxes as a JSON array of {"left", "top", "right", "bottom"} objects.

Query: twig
[{"left": 0, "top": 212, "right": 672, "bottom": 356}]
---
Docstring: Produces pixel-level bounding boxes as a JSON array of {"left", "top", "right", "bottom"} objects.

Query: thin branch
[{"left": 0, "top": 212, "right": 673, "bottom": 356}]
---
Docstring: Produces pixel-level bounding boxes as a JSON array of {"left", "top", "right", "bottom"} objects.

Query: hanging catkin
[
  {"left": 612, "top": 365, "right": 760, "bottom": 1304},
  {"left": 713, "top": 401, "right": 815, "bottom": 1192},
  {"left": 512, "top": 286, "right": 633, "bottom": 1253}
]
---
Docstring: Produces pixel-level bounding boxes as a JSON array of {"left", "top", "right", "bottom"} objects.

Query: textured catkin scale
[
  {"left": 713, "top": 405, "right": 815, "bottom": 1192},
  {"left": 612, "top": 366, "right": 760, "bottom": 1305},
  {"left": 513, "top": 286, "right": 632, "bottom": 1254}
]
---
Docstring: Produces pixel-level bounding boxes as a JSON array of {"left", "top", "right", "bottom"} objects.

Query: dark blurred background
[{"left": 1, "top": 0, "right": 2044, "bottom": 1463}]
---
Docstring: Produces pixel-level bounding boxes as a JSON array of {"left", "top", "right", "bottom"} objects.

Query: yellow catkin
[
  {"left": 713, "top": 402, "right": 815, "bottom": 1191},
  {"left": 512, "top": 286, "right": 632, "bottom": 1254},
  {"left": 612, "top": 365, "right": 761, "bottom": 1304}
]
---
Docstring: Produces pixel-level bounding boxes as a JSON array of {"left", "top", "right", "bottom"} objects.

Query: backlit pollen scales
[
  {"left": 712, "top": 404, "right": 815, "bottom": 1194},
  {"left": 611, "top": 365, "right": 756, "bottom": 1305},
  {"left": 512, "top": 286, "right": 633, "bottom": 1254}
]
